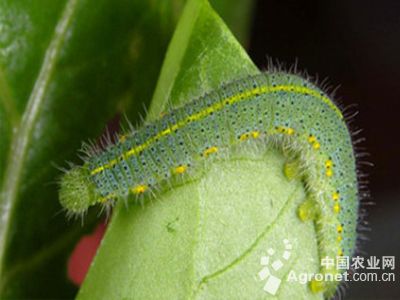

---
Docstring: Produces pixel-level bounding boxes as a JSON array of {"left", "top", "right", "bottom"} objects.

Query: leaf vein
[{"left": 194, "top": 185, "right": 301, "bottom": 293}]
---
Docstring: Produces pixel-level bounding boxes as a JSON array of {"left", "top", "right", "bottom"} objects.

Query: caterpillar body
[{"left": 59, "top": 71, "right": 359, "bottom": 297}]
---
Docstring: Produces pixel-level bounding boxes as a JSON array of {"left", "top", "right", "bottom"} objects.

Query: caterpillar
[{"left": 59, "top": 71, "right": 359, "bottom": 297}]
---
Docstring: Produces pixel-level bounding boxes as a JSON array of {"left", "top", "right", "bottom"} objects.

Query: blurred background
[{"left": 248, "top": 0, "right": 399, "bottom": 298}]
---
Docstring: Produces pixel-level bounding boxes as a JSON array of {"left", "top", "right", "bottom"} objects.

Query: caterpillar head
[{"left": 59, "top": 165, "right": 98, "bottom": 214}]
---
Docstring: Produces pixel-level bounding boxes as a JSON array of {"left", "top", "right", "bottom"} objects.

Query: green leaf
[
  {"left": 148, "top": 0, "right": 258, "bottom": 120},
  {"left": 78, "top": 0, "right": 323, "bottom": 299},
  {"left": 0, "top": 0, "right": 187, "bottom": 298}
]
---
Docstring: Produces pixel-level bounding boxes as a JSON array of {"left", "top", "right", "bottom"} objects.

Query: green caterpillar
[{"left": 59, "top": 71, "right": 359, "bottom": 297}]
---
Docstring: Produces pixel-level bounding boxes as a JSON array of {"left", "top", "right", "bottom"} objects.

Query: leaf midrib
[{"left": 0, "top": 0, "right": 79, "bottom": 281}]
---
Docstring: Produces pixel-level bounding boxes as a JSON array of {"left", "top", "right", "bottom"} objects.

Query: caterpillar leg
[
  {"left": 297, "top": 197, "right": 344, "bottom": 297},
  {"left": 297, "top": 198, "right": 319, "bottom": 222},
  {"left": 283, "top": 159, "right": 302, "bottom": 181}
]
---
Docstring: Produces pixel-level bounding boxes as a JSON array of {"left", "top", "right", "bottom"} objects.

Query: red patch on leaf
[{"left": 67, "top": 222, "right": 106, "bottom": 286}]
